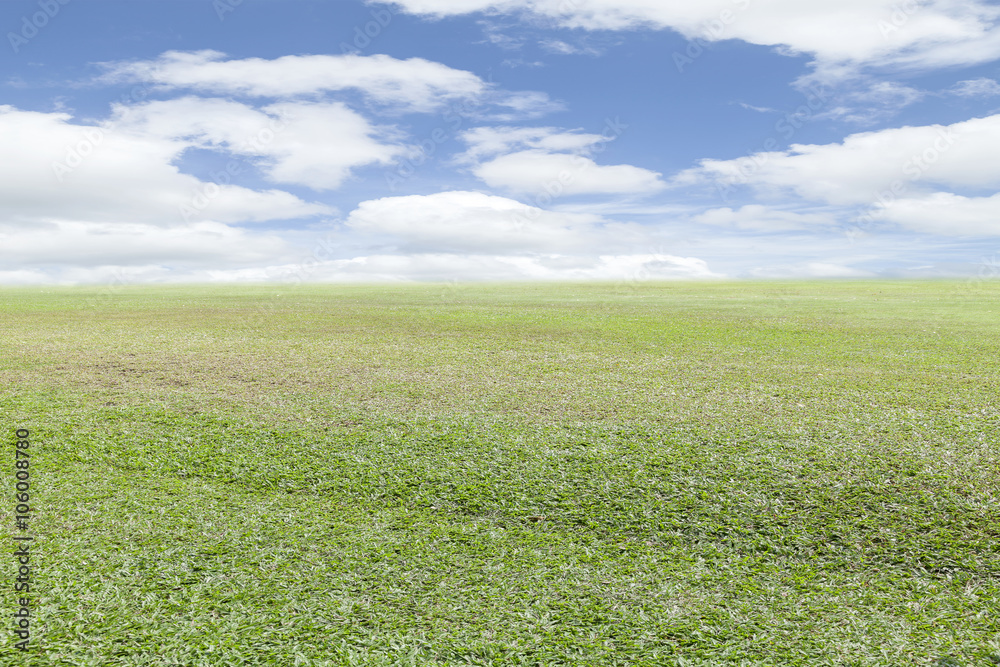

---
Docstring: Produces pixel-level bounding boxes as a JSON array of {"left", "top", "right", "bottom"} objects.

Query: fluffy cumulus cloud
[
  {"left": 380, "top": 0, "right": 1000, "bottom": 72},
  {"left": 345, "top": 190, "right": 655, "bottom": 253},
  {"left": 4, "top": 48, "right": 657, "bottom": 285},
  {"left": 2, "top": 221, "right": 290, "bottom": 269},
  {"left": 12, "top": 1, "right": 998, "bottom": 288},
  {"left": 99, "top": 50, "right": 559, "bottom": 117},
  {"left": 872, "top": 192, "right": 1000, "bottom": 236},
  {"left": 100, "top": 50, "right": 487, "bottom": 112},
  {"left": 458, "top": 126, "right": 666, "bottom": 195},
  {"left": 0, "top": 105, "right": 331, "bottom": 226},
  {"left": 0, "top": 104, "right": 337, "bottom": 283},
  {"left": 474, "top": 151, "right": 666, "bottom": 195},
  {"left": 681, "top": 115, "right": 995, "bottom": 203},
  {"left": 340, "top": 190, "right": 719, "bottom": 280},
  {"left": 676, "top": 114, "right": 1000, "bottom": 235},
  {"left": 113, "top": 97, "right": 407, "bottom": 190}
]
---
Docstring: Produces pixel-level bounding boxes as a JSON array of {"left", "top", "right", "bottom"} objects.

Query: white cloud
[
  {"left": 540, "top": 39, "right": 578, "bottom": 54},
  {"left": 482, "top": 24, "right": 526, "bottom": 50},
  {"left": 459, "top": 126, "right": 608, "bottom": 161},
  {"left": 948, "top": 77, "right": 1000, "bottom": 97},
  {"left": 694, "top": 205, "right": 836, "bottom": 231},
  {"left": 0, "top": 105, "right": 331, "bottom": 227},
  {"left": 820, "top": 81, "right": 926, "bottom": 123},
  {"left": 345, "top": 190, "right": 658, "bottom": 253},
  {"left": 100, "top": 50, "right": 487, "bottom": 113},
  {"left": 263, "top": 102, "right": 407, "bottom": 189},
  {"left": 0, "top": 221, "right": 291, "bottom": 269},
  {"left": 204, "top": 252, "right": 723, "bottom": 283},
  {"left": 100, "top": 50, "right": 561, "bottom": 120},
  {"left": 481, "top": 91, "right": 567, "bottom": 121},
  {"left": 474, "top": 150, "right": 666, "bottom": 195},
  {"left": 114, "top": 97, "right": 407, "bottom": 191},
  {"left": 381, "top": 0, "right": 1000, "bottom": 74},
  {"left": 0, "top": 253, "right": 725, "bottom": 284},
  {"left": 501, "top": 58, "right": 546, "bottom": 68},
  {"left": 675, "top": 114, "right": 1000, "bottom": 236},
  {"left": 0, "top": 104, "right": 344, "bottom": 284},
  {"left": 539, "top": 39, "right": 601, "bottom": 56},
  {"left": 458, "top": 126, "right": 665, "bottom": 195},
  {"left": 873, "top": 191, "right": 1000, "bottom": 235},
  {"left": 738, "top": 102, "right": 777, "bottom": 114},
  {"left": 675, "top": 114, "right": 1000, "bottom": 206},
  {"left": 864, "top": 82, "right": 924, "bottom": 107}
]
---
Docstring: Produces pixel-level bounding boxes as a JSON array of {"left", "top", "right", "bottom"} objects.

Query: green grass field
[{"left": 1, "top": 280, "right": 998, "bottom": 666}]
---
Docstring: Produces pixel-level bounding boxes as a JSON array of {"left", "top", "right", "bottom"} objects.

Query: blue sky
[{"left": 3, "top": 0, "right": 1000, "bottom": 284}]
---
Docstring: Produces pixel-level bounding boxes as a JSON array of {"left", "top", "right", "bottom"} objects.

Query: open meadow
[{"left": 0, "top": 279, "right": 997, "bottom": 666}]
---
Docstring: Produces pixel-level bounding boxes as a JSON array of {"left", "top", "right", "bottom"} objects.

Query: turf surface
[{"left": 1, "top": 280, "right": 997, "bottom": 665}]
